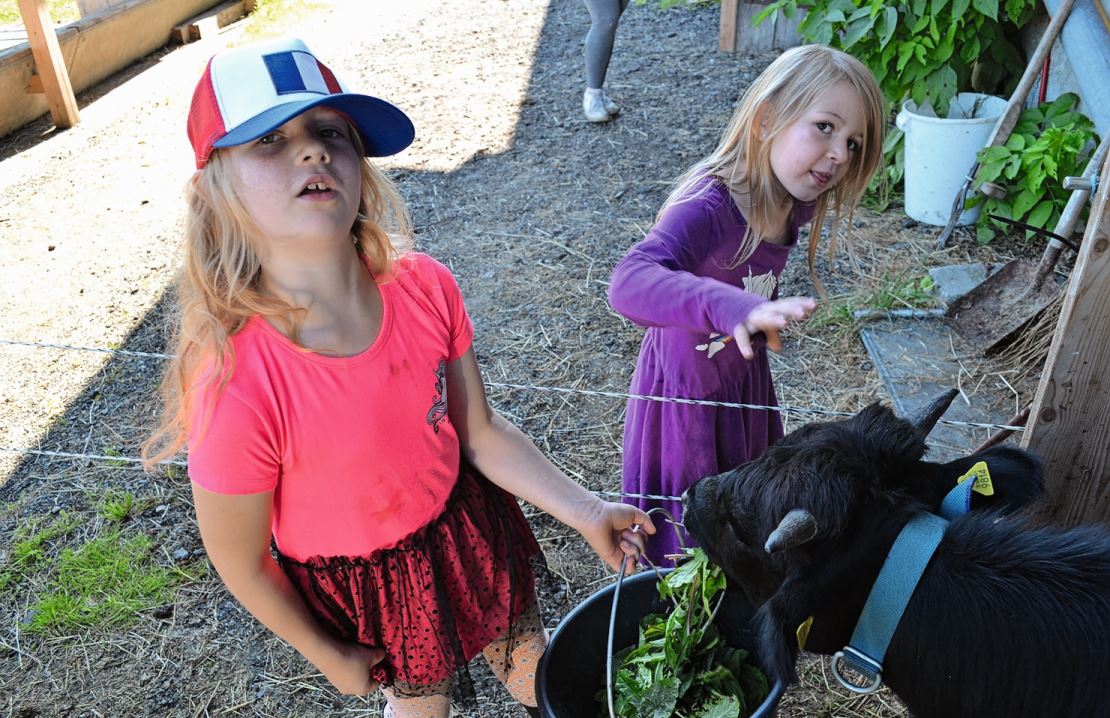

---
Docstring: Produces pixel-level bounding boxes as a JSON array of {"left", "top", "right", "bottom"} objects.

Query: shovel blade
[{"left": 945, "top": 259, "right": 1063, "bottom": 355}]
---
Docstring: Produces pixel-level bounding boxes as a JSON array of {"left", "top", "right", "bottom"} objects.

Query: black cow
[{"left": 684, "top": 391, "right": 1110, "bottom": 718}]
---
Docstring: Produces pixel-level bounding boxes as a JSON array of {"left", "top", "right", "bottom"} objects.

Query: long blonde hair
[
  {"left": 142, "top": 129, "right": 412, "bottom": 469},
  {"left": 665, "top": 45, "right": 886, "bottom": 291}
]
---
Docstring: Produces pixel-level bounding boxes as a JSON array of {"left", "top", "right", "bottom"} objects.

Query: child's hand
[
  {"left": 731, "top": 296, "right": 817, "bottom": 359},
  {"left": 578, "top": 501, "right": 656, "bottom": 574},
  {"left": 319, "top": 642, "right": 386, "bottom": 696}
]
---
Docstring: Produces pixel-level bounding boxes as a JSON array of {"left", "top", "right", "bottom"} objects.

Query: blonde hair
[
  {"left": 664, "top": 45, "right": 886, "bottom": 293},
  {"left": 142, "top": 127, "right": 412, "bottom": 469}
]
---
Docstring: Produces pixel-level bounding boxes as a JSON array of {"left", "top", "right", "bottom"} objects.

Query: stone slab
[
  {"left": 859, "top": 316, "right": 1015, "bottom": 461},
  {"left": 928, "top": 262, "right": 1005, "bottom": 308}
]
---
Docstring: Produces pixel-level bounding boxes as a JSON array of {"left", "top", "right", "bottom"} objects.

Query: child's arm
[
  {"left": 445, "top": 348, "right": 655, "bottom": 571},
  {"left": 191, "top": 483, "right": 385, "bottom": 695},
  {"left": 610, "top": 200, "right": 816, "bottom": 356},
  {"left": 609, "top": 199, "right": 768, "bottom": 336}
]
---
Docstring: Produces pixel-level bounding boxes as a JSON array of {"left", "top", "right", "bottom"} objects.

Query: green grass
[
  {"left": 809, "top": 273, "right": 936, "bottom": 337},
  {"left": 9, "top": 512, "right": 80, "bottom": 568},
  {"left": 0, "top": 512, "right": 80, "bottom": 592},
  {"left": 1, "top": 508, "right": 203, "bottom": 632},
  {"left": 0, "top": 0, "right": 79, "bottom": 25},
  {"left": 100, "top": 444, "right": 130, "bottom": 468},
  {"left": 24, "top": 529, "right": 201, "bottom": 634},
  {"left": 96, "top": 488, "right": 136, "bottom": 522}
]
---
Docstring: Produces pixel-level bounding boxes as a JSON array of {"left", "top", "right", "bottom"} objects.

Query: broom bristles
[{"left": 993, "top": 291, "right": 1066, "bottom": 382}]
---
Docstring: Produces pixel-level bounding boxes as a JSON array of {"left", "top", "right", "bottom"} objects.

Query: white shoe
[
  {"left": 602, "top": 91, "right": 620, "bottom": 116},
  {"left": 583, "top": 88, "right": 610, "bottom": 123}
]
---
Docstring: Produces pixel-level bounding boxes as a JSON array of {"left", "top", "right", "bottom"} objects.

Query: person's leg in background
[{"left": 582, "top": 0, "right": 630, "bottom": 122}]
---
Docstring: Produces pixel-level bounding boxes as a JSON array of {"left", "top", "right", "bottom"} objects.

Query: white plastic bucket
[{"left": 895, "top": 92, "right": 1008, "bottom": 226}]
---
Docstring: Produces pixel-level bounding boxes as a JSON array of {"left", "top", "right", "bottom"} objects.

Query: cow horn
[
  {"left": 764, "top": 509, "right": 818, "bottom": 554},
  {"left": 908, "top": 389, "right": 959, "bottom": 439}
]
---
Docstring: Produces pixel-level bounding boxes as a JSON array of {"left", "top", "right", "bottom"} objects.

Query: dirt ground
[{"left": 0, "top": 1, "right": 1050, "bottom": 717}]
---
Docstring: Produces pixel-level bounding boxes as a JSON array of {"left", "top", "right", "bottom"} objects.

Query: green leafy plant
[
  {"left": 757, "top": 0, "right": 1035, "bottom": 116},
  {"left": 967, "top": 93, "right": 1099, "bottom": 243},
  {"left": 605, "top": 549, "right": 770, "bottom": 718},
  {"left": 865, "top": 127, "right": 907, "bottom": 211}
]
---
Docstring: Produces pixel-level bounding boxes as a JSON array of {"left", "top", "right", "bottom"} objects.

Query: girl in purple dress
[{"left": 608, "top": 45, "right": 887, "bottom": 566}]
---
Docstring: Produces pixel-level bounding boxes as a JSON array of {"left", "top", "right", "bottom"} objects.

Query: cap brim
[{"left": 212, "top": 94, "right": 415, "bottom": 157}]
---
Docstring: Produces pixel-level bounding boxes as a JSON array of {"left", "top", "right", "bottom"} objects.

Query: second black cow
[{"left": 684, "top": 390, "right": 1110, "bottom": 718}]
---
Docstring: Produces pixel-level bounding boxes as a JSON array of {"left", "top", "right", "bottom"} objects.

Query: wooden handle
[
  {"left": 982, "top": 0, "right": 1077, "bottom": 150},
  {"left": 1034, "top": 134, "right": 1110, "bottom": 284}
]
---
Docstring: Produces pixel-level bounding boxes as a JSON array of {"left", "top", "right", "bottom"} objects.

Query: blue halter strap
[{"left": 830, "top": 477, "right": 977, "bottom": 693}]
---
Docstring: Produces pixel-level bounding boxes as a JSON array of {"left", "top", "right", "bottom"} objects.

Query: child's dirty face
[
  {"left": 768, "top": 81, "right": 866, "bottom": 203},
  {"left": 225, "top": 106, "right": 362, "bottom": 249}
]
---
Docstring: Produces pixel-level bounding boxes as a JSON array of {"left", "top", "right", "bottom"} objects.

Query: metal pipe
[{"left": 1032, "top": 133, "right": 1110, "bottom": 288}]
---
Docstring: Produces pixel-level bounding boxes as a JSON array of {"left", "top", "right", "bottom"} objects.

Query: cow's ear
[
  {"left": 851, "top": 402, "right": 928, "bottom": 478},
  {"left": 755, "top": 570, "right": 813, "bottom": 685}
]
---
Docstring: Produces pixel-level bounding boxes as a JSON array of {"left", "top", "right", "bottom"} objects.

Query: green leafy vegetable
[
  {"left": 601, "top": 549, "right": 770, "bottom": 718},
  {"left": 966, "top": 94, "right": 1099, "bottom": 244}
]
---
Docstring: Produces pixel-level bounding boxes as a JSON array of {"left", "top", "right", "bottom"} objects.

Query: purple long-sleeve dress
[{"left": 608, "top": 177, "right": 813, "bottom": 566}]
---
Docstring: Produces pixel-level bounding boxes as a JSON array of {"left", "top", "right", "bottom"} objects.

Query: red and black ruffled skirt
[{"left": 278, "top": 460, "right": 542, "bottom": 697}]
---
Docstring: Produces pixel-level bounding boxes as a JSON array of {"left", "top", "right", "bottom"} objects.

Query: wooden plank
[
  {"left": 172, "top": 0, "right": 246, "bottom": 44},
  {"left": 773, "top": 7, "right": 804, "bottom": 49},
  {"left": 720, "top": 1, "right": 804, "bottom": 55},
  {"left": 737, "top": 2, "right": 778, "bottom": 54},
  {"left": 1023, "top": 157, "right": 1110, "bottom": 527},
  {"left": 17, "top": 0, "right": 79, "bottom": 128},
  {"left": 719, "top": 0, "right": 739, "bottom": 52}
]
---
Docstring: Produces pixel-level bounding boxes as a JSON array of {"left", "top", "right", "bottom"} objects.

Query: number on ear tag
[{"left": 956, "top": 461, "right": 994, "bottom": 496}]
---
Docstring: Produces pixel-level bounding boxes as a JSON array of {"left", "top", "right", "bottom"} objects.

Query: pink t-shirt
[{"left": 187, "top": 253, "right": 474, "bottom": 562}]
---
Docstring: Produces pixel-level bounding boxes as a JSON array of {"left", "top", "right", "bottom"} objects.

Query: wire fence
[{"left": 0, "top": 336, "right": 1027, "bottom": 503}]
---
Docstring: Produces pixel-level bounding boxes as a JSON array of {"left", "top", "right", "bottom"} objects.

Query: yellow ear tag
[
  {"left": 956, "top": 461, "right": 995, "bottom": 496},
  {"left": 796, "top": 615, "right": 814, "bottom": 650}
]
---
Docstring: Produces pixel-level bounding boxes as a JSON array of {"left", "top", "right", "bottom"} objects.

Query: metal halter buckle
[{"left": 831, "top": 647, "right": 884, "bottom": 694}]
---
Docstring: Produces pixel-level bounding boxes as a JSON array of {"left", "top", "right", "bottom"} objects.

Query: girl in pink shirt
[{"left": 143, "top": 38, "right": 653, "bottom": 718}]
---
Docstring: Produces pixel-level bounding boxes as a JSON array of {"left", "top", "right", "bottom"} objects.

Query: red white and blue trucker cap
[{"left": 187, "top": 38, "right": 414, "bottom": 169}]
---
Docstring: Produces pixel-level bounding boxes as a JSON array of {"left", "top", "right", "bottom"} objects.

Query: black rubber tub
[{"left": 536, "top": 568, "right": 785, "bottom": 717}]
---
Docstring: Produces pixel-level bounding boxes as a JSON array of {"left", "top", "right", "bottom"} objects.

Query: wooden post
[
  {"left": 1022, "top": 157, "right": 1110, "bottom": 527},
  {"left": 720, "top": 0, "right": 739, "bottom": 52},
  {"left": 18, "top": 0, "right": 79, "bottom": 129}
]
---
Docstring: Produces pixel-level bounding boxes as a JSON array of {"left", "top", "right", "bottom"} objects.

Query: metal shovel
[{"left": 945, "top": 134, "right": 1109, "bottom": 355}]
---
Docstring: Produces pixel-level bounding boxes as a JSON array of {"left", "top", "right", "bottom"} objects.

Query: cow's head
[
  {"left": 686, "top": 391, "right": 955, "bottom": 594},
  {"left": 683, "top": 390, "right": 964, "bottom": 679}
]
